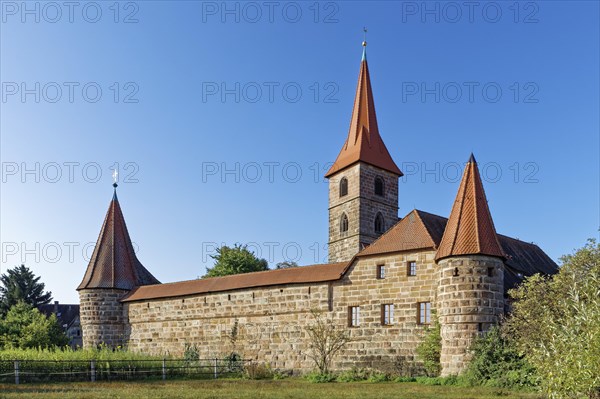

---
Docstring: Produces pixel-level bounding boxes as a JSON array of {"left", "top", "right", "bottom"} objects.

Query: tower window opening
[
  {"left": 418, "top": 302, "right": 431, "bottom": 325},
  {"left": 407, "top": 261, "right": 417, "bottom": 276},
  {"left": 376, "top": 264, "right": 386, "bottom": 279},
  {"left": 453, "top": 267, "right": 460, "bottom": 277},
  {"left": 340, "top": 213, "right": 349, "bottom": 234},
  {"left": 339, "top": 177, "right": 348, "bottom": 197},
  {"left": 374, "top": 212, "right": 385, "bottom": 234},
  {"left": 374, "top": 176, "right": 384, "bottom": 196},
  {"left": 487, "top": 267, "right": 494, "bottom": 277}
]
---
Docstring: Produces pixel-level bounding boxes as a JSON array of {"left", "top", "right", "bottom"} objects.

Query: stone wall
[
  {"left": 437, "top": 256, "right": 505, "bottom": 376},
  {"left": 328, "top": 163, "right": 399, "bottom": 263},
  {"left": 125, "top": 249, "right": 439, "bottom": 373},
  {"left": 79, "top": 288, "right": 129, "bottom": 348}
]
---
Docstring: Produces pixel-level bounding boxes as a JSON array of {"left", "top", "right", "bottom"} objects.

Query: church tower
[
  {"left": 77, "top": 183, "right": 160, "bottom": 349},
  {"left": 435, "top": 154, "right": 505, "bottom": 376},
  {"left": 325, "top": 41, "right": 403, "bottom": 263}
]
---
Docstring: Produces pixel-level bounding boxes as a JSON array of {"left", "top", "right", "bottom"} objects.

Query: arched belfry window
[
  {"left": 374, "top": 212, "right": 385, "bottom": 234},
  {"left": 340, "top": 213, "right": 349, "bottom": 234},
  {"left": 374, "top": 177, "right": 384, "bottom": 196},
  {"left": 339, "top": 177, "right": 348, "bottom": 197}
]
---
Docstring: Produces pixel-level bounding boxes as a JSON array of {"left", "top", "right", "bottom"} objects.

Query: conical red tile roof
[
  {"left": 325, "top": 48, "right": 402, "bottom": 178},
  {"left": 77, "top": 188, "right": 160, "bottom": 290},
  {"left": 435, "top": 154, "right": 505, "bottom": 261}
]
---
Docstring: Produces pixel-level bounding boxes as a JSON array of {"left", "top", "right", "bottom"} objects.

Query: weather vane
[
  {"left": 363, "top": 27, "right": 367, "bottom": 47},
  {"left": 112, "top": 169, "right": 118, "bottom": 188}
]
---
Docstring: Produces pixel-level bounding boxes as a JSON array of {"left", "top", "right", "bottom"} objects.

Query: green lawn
[{"left": 0, "top": 379, "right": 542, "bottom": 399}]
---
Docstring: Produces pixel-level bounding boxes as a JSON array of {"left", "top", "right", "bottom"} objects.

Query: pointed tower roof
[
  {"left": 325, "top": 42, "right": 402, "bottom": 178},
  {"left": 435, "top": 154, "right": 505, "bottom": 261},
  {"left": 77, "top": 185, "right": 160, "bottom": 291}
]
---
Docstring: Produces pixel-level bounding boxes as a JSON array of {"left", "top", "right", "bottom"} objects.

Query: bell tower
[{"left": 325, "top": 40, "right": 402, "bottom": 263}]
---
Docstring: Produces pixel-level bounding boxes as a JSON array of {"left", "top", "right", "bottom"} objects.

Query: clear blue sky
[{"left": 1, "top": 1, "right": 598, "bottom": 303}]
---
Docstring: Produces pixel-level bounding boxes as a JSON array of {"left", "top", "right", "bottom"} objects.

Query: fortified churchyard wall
[{"left": 125, "top": 248, "right": 440, "bottom": 373}]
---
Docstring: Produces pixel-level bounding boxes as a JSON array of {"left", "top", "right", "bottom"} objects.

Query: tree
[
  {"left": 203, "top": 244, "right": 269, "bottom": 278},
  {"left": 0, "top": 301, "right": 68, "bottom": 349},
  {"left": 275, "top": 261, "right": 298, "bottom": 269},
  {"left": 305, "top": 309, "right": 351, "bottom": 375},
  {"left": 505, "top": 239, "right": 600, "bottom": 398},
  {"left": 0, "top": 265, "right": 52, "bottom": 317}
]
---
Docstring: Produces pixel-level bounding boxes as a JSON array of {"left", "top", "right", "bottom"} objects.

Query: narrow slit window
[
  {"left": 339, "top": 177, "right": 348, "bottom": 197},
  {"left": 377, "top": 264, "right": 386, "bottom": 279},
  {"left": 348, "top": 306, "right": 360, "bottom": 327}
]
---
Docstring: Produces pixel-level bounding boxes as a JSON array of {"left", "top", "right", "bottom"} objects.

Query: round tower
[
  {"left": 435, "top": 154, "right": 505, "bottom": 376},
  {"left": 77, "top": 183, "right": 160, "bottom": 348}
]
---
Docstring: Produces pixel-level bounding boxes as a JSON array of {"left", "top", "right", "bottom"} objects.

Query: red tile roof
[
  {"left": 121, "top": 262, "right": 347, "bottom": 302},
  {"left": 77, "top": 188, "right": 160, "bottom": 291},
  {"left": 358, "top": 209, "right": 440, "bottom": 256},
  {"left": 435, "top": 154, "right": 505, "bottom": 261},
  {"left": 325, "top": 48, "right": 402, "bottom": 178}
]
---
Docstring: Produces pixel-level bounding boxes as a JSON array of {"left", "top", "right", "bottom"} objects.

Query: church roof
[
  {"left": 77, "top": 187, "right": 160, "bottom": 291},
  {"left": 435, "top": 154, "right": 505, "bottom": 261},
  {"left": 121, "top": 262, "right": 347, "bottom": 302},
  {"left": 357, "top": 209, "right": 444, "bottom": 256},
  {"left": 325, "top": 46, "right": 402, "bottom": 178}
]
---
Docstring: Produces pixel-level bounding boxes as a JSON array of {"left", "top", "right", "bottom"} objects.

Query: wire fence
[{"left": 0, "top": 358, "right": 248, "bottom": 384}]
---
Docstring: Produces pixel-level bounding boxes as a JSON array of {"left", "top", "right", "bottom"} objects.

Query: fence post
[
  {"left": 162, "top": 358, "right": 166, "bottom": 381},
  {"left": 14, "top": 360, "right": 19, "bottom": 385},
  {"left": 91, "top": 360, "right": 96, "bottom": 382},
  {"left": 213, "top": 358, "right": 218, "bottom": 379}
]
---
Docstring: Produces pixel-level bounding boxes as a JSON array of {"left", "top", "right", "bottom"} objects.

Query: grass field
[{"left": 0, "top": 379, "right": 542, "bottom": 399}]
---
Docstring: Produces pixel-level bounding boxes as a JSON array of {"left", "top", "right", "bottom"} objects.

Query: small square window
[
  {"left": 407, "top": 261, "right": 417, "bottom": 276},
  {"left": 418, "top": 302, "right": 431, "bottom": 325},
  {"left": 348, "top": 306, "right": 360, "bottom": 327},
  {"left": 377, "top": 264, "right": 386, "bottom": 279},
  {"left": 381, "top": 304, "right": 394, "bottom": 325}
]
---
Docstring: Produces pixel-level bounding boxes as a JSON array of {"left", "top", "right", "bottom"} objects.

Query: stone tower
[
  {"left": 77, "top": 184, "right": 160, "bottom": 349},
  {"left": 325, "top": 43, "right": 403, "bottom": 263},
  {"left": 435, "top": 154, "right": 505, "bottom": 376}
]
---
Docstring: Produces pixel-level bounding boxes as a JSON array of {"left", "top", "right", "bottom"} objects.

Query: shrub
[
  {"left": 183, "top": 343, "right": 200, "bottom": 362},
  {"left": 463, "top": 326, "right": 538, "bottom": 389},
  {"left": 336, "top": 368, "right": 370, "bottom": 382},
  {"left": 394, "top": 376, "right": 416, "bottom": 383},
  {"left": 244, "top": 362, "right": 273, "bottom": 380},
  {"left": 367, "top": 371, "right": 390, "bottom": 383},
  {"left": 415, "top": 318, "right": 441, "bottom": 376},
  {"left": 305, "top": 371, "right": 337, "bottom": 383}
]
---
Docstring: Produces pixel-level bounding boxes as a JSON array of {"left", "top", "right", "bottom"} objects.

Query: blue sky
[{"left": 1, "top": 1, "right": 598, "bottom": 303}]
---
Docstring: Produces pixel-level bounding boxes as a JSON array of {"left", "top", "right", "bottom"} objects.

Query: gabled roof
[
  {"left": 325, "top": 46, "right": 402, "bottom": 178},
  {"left": 121, "top": 262, "right": 347, "bottom": 302},
  {"left": 358, "top": 209, "right": 442, "bottom": 256},
  {"left": 38, "top": 303, "right": 79, "bottom": 327},
  {"left": 435, "top": 154, "right": 505, "bottom": 261},
  {"left": 77, "top": 187, "right": 160, "bottom": 291}
]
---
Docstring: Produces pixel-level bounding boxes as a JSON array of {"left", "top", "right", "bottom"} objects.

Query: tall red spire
[
  {"left": 435, "top": 154, "right": 504, "bottom": 261},
  {"left": 77, "top": 185, "right": 160, "bottom": 290},
  {"left": 325, "top": 42, "right": 402, "bottom": 178}
]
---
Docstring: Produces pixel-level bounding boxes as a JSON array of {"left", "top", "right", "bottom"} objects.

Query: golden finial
[{"left": 362, "top": 27, "right": 367, "bottom": 47}]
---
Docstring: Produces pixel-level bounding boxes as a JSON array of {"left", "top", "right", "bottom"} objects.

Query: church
[{"left": 77, "top": 42, "right": 558, "bottom": 376}]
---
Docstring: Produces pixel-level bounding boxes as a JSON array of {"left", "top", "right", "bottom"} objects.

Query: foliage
[
  {"left": 244, "top": 362, "right": 274, "bottom": 380},
  {"left": 304, "top": 371, "right": 337, "bottom": 383},
  {"left": 304, "top": 309, "right": 351, "bottom": 375},
  {"left": 505, "top": 239, "right": 600, "bottom": 398},
  {"left": 275, "top": 261, "right": 298, "bottom": 269},
  {"left": 0, "top": 301, "right": 68, "bottom": 349},
  {"left": 204, "top": 244, "right": 269, "bottom": 278},
  {"left": 415, "top": 318, "right": 441, "bottom": 376},
  {"left": 183, "top": 343, "right": 200, "bottom": 362},
  {"left": 0, "top": 346, "right": 165, "bottom": 362},
  {"left": 463, "top": 326, "right": 537, "bottom": 389},
  {"left": 0, "top": 265, "right": 52, "bottom": 317}
]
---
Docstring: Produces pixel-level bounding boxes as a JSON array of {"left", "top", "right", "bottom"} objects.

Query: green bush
[
  {"left": 336, "top": 368, "right": 369, "bottom": 382},
  {"left": 367, "top": 371, "right": 390, "bottom": 383},
  {"left": 463, "top": 326, "right": 538, "bottom": 389},
  {"left": 415, "top": 319, "right": 441, "bottom": 376},
  {"left": 305, "top": 371, "right": 337, "bottom": 383},
  {"left": 244, "top": 362, "right": 274, "bottom": 380},
  {"left": 394, "top": 376, "right": 416, "bottom": 383}
]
